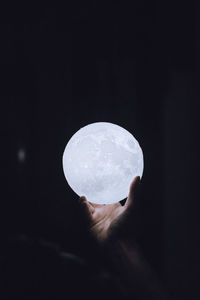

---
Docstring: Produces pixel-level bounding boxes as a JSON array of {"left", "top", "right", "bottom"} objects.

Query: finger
[
  {"left": 89, "top": 202, "right": 104, "bottom": 208},
  {"left": 125, "top": 176, "right": 141, "bottom": 208},
  {"left": 79, "top": 196, "right": 95, "bottom": 214}
]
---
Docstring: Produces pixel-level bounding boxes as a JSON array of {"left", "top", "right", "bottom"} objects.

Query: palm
[{"left": 80, "top": 176, "right": 140, "bottom": 242}]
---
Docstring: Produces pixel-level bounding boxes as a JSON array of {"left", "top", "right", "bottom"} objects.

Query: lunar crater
[{"left": 63, "top": 122, "right": 143, "bottom": 204}]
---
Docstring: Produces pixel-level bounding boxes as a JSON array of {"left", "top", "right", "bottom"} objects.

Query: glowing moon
[{"left": 62, "top": 122, "right": 144, "bottom": 204}]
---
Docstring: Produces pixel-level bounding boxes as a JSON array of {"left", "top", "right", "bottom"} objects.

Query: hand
[{"left": 79, "top": 176, "right": 141, "bottom": 243}]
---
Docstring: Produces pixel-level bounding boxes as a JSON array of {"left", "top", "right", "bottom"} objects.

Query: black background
[{"left": 1, "top": 2, "right": 199, "bottom": 300}]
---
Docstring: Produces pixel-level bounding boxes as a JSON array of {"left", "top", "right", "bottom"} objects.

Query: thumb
[{"left": 125, "top": 176, "right": 141, "bottom": 209}]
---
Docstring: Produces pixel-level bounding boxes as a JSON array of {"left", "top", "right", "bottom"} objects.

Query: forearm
[{"left": 103, "top": 237, "right": 168, "bottom": 299}]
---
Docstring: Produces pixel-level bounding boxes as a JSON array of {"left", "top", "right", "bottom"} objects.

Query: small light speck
[{"left": 18, "top": 148, "right": 26, "bottom": 163}]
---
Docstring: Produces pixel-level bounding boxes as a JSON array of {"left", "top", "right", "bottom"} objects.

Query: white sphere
[{"left": 62, "top": 122, "right": 144, "bottom": 205}]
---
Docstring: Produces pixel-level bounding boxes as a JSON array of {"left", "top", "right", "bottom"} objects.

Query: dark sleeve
[{"left": 0, "top": 235, "right": 122, "bottom": 300}]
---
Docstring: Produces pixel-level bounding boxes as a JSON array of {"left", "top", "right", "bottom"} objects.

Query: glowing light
[{"left": 62, "top": 122, "right": 144, "bottom": 204}]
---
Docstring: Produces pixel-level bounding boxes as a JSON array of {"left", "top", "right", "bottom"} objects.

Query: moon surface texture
[{"left": 62, "top": 122, "right": 144, "bottom": 205}]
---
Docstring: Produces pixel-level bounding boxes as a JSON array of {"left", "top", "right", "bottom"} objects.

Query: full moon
[{"left": 62, "top": 122, "right": 144, "bottom": 205}]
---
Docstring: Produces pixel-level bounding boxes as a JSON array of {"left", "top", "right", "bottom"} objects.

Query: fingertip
[
  {"left": 134, "top": 175, "right": 141, "bottom": 183},
  {"left": 79, "top": 196, "right": 87, "bottom": 202},
  {"left": 78, "top": 196, "right": 87, "bottom": 206},
  {"left": 79, "top": 196, "right": 95, "bottom": 216},
  {"left": 79, "top": 196, "right": 89, "bottom": 210},
  {"left": 126, "top": 176, "right": 141, "bottom": 207},
  {"left": 129, "top": 176, "right": 140, "bottom": 191}
]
